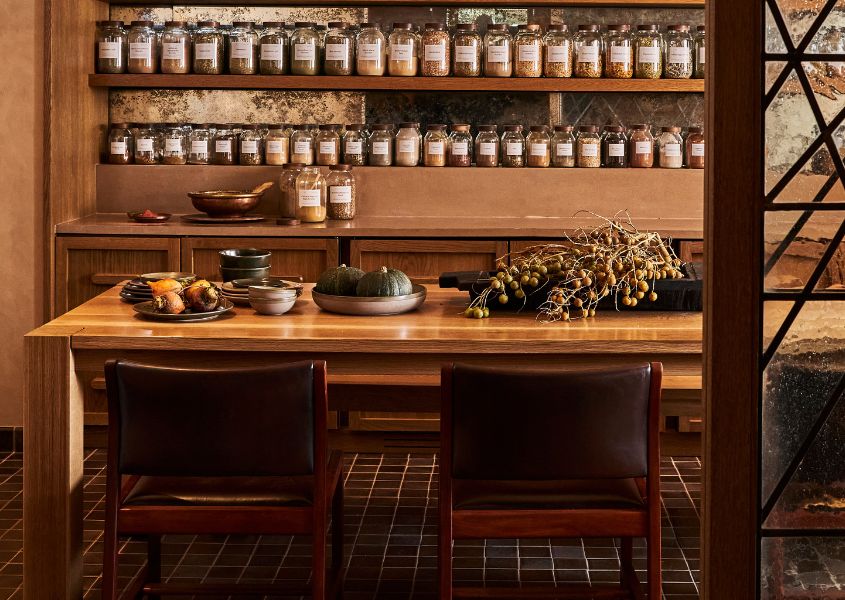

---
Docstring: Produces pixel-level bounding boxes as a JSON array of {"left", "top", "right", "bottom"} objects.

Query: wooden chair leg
[
  {"left": 313, "top": 514, "right": 327, "bottom": 600},
  {"left": 620, "top": 538, "right": 633, "bottom": 585},
  {"left": 439, "top": 509, "right": 452, "bottom": 600},
  {"left": 147, "top": 535, "right": 161, "bottom": 600},
  {"left": 331, "top": 482, "right": 344, "bottom": 599},
  {"left": 101, "top": 525, "right": 119, "bottom": 599},
  {"left": 647, "top": 532, "right": 662, "bottom": 600}
]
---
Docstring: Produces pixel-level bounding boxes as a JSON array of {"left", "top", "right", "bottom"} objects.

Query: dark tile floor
[{"left": 0, "top": 451, "right": 701, "bottom": 599}]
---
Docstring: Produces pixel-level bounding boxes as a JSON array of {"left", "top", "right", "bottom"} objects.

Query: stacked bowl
[
  {"left": 219, "top": 249, "right": 271, "bottom": 282},
  {"left": 248, "top": 285, "right": 298, "bottom": 315}
]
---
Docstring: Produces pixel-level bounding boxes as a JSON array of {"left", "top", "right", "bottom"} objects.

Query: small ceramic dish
[
  {"left": 248, "top": 296, "right": 297, "bottom": 316},
  {"left": 127, "top": 211, "right": 172, "bottom": 223},
  {"left": 219, "top": 248, "right": 272, "bottom": 269}
]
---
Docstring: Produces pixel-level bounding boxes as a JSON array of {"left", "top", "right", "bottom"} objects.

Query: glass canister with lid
[
  {"left": 665, "top": 25, "right": 693, "bottom": 78},
  {"left": 187, "top": 123, "right": 212, "bottom": 165},
  {"left": 316, "top": 124, "right": 342, "bottom": 166},
  {"left": 475, "top": 125, "right": 499, "bottom": 167},
  {"left": 212, "top": 124, "right": 238, "bottom": 165},
  {"left": 658, "top": 126, "right": 684, "bottom": 167},
  {"left": 573, "top": 25, "right": 602, "bottom": 78},
  {"left": 290, "top": 22, "right": 320, "bottom": 75},
  {"left": 290, "top": 124, "right": 316, "bottom": 165},
  {"left": 324, "top": 22, "right": 355, "bottom": 75},
  {"left": 326, "top": 164, "right": 356, "bottom": 220},
  {"left": 193, "top": 21, "right": 224, "bottom": 74},
  {"left": 686, "top": 126, "right": 705, "bottom": 168},
  {"left": 388, "top": 23, "right": 419, "bottom": 76},
  {"left": 543, "top": 24, "right": 572, "bottom": 78},
  {"left": 356, "top": 23, "right": 387, "bottom": 75},
  {"left": 108, "top": 123, "right": 133, "bottom": 164},
  {"left": 694, "top": 25, "right": 705, "bottom": 79},
  {"left": 295, "top": 165, "right": 327, "bottom": 223},
  {"left": 447, "top": 124, "right": 472, "bottom": 167},
  {"left": 628, "top": 124, "right": 654, "bottom": 168},
  {"left": 514, "top": 24, "right": 543, "bottom": 77},
  {"left": 484, "top": 24, "right": 512, "bottom": 77},
  {"left": 551, "top": 124, "right": 575, "bottom": 167},
  {"left": 452, "top": 24, "right": 482, "bottom": 77},
  {"left": 134, "top": 123, "right": 161, "bottom": 165},
  {"left": 369, "top": 124, "right": 394, "bottom": 166},
  {"left": 229, "top": 21, "right": 259, "bottom": 74},
  {"left": 96, "top": 21, "right": 127, "bottom": 74},
  {"left": 239, "top": 124, "right": 263, "bottom": 165},
  {"left": 634, "top": 25, "right": 662, "bottom": 79},
  {"left": 501, "top": 125, "right": 525, "bottom": 168},
  {"left": 259, "top": 22, "right": 288, "bottom": 75},
  {"left": 576, "top": 125, "right": 600, "bottom": 167},
  {"left": 265, "top": 124, "right": 290, "bottom": 165},
  {"left": 343, "top": 124, "right": 368, "bottom": 165},
  {"left": 160, "top": 21, "right": 190, "bottom": 74},
  {"left": 604, "top": 24, "right": 633, "bottom": 78},
  {"left": 602, "top": 125, "right": 627, "bottom": 167},
  {"left": 161, "top": 123, "right": 187, "bottom": 165},
  {"left": 424, "top": 124, "right": 447, "bottom": 166},
  {"left": 395, "top": 122, "right": 421, "bottom": 166},
  {"left": 422, "top": 23, "right": 450, "bottom": 76},
  {"left": 279, "top": 163, "right": 305, "bottom": 218},
  {"left": 127, "top": 21, "right": 158, "bottom": 74},
  {"left": 526, "top": 125, "right": 551, "bottom": 168}
]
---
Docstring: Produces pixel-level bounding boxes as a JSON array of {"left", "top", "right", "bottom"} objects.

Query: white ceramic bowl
[
  {"left": 248, "top": 296, "right": 296, "bottom": 315},
  {"left": 248, "top": 285, "right": 298, "bottom": 301}
]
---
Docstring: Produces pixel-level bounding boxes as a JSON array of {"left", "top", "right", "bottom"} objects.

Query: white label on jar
[
  {"left": 129, "top": 42, "right": 151, "bottom": 59},
  {"left": 231, "top": 41, "right": 253, "bottom": 59},
  {"left": 267, "top": 140, "right": 285, "bottom": 154},
  {"left": 195, "top": 42, "right": 216, "bottom": 60},
  {"left": 581, "top": 143, "right": 598, "bottom": 157},
  {"left": 576, "top": 45, "right": 599, "bottom": 63},
  {"left": 518, "top": 44, "right": 540, "bottom": 62},
  {"left": 691, "top": 142, "right": 705, "bottom": 156},
  {"left": 371, "top": 140, "right": 389, "bottom": 155},
  {"left": 326, "top": 42, "right": 348, "bottom": 61},
  {"left": 451, "top": 141, "right": 468, "bottom": 155},
  {"left": 330, "top": 185, "right": 352, "bottom": 204},
  {"left": 298, "top": 189, "right": 322, "bottom": 207},
  {"left": 479, "top": 142, "right": 496, "bottom": 156},
  {"left": 638, "top": 46, "right": 660, "bottom": 65},
  {"left": 506, "top": 142, "right": 523, "bottom": 156},
  {"left": 610, "top": 45, "right": 630, "bottom": 64},
  {"left": 608, "top": 143, "right": 625, "bottom": 157},
  {"left": 241, "top": 140, "right": 258, "bottom": 154},
  {"left": 547, "top": 45, "right": 569, "bottom": 63},
  {"left": 455, "top": 46, "right": 477, "bottom": 63},
  {"left": 261, "top": 43, "right": 283, "bottom": 61},
  {"left": 293, "top": 141, "right": 311, "bottom": 154},
  {"left": 99, "top": 41, "right": 120, "bottom": 59},
  {"left": 215, "top": 140, "right": 232, "bottom": 153},
  {"left": 530, "top": 143, "right": 547, "bottom": 156},
  {"left": 668, "top": 46, "right": 690, "bottom": 64},
  {"left": 164, "top": 138, "right": 182, "bottom": 152},
  {"left": 635, "top": 141, "right": 652, "bottom": 154},
  {"left": 294, "top": 42, "right": 315, "bottom": 61},
  {"left": 345, "top": 140, "right": 363, "bottom": 154},
  {"left": 162, "top": 41, "right": 185, "bottom": 60},
  {"left": 424, "top": 44, "right": 446, "bottom": 62},
  {"left": 390, "top": 43, "right": 413, "bottom": 61},
  {"left": 698, "top": 46, "right": 705, "bottom": 64},
  {"left": 427, "top": 141, "right": 444, "bottom": 155},
  {"left": 358, "top": 43, "right": 380, "bottom": 60},
  {"left": 319, "top": 141, "right": 336, "bottom": 154},
  {"left": 110, "top": 141, "right": 126, "bottom": 154},
  {"left": 136, "top": 138, "right": 154, "bottom": 152},
  {"left": 398, "top": 139, "right": 416, "bottom": 153},
  {"left": 487, "top": 45, "right": 509, "bottom": 63},
  {"left": 191, "top": 140, "right": 208, "bottom": 154},
  {"left": 664, "top": 143, "right": 682, "bottom": 156},
  {"left": 556, "top": 142, "right": 573, "bottom": 156}
]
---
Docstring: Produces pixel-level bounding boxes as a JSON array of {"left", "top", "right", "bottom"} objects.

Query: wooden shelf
[
  {"left": 89, "top": 73, "right": 705, "bottom": 93},
  {"left": 102, "top": 0, "right": 704, "bottom": 6}
]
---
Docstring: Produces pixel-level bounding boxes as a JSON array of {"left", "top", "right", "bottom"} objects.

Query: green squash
[
  {"left": 314, "top": 264, "right": 365, "bottom": 296},
  {"left": 356, "top": 266, "right": 414, "bottom": 297}
]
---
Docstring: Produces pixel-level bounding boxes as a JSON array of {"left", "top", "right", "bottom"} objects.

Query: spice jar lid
[
  {"left": 477, "top": 124, "right": 498, "bottom": 132},
  {"left": 578, "top": 24, "right": 600, "bottom": 32},
  {"left": 503, "top": 124, "right": 523, "bottom": 132},
  {"left": 630, "top": 123, "right": 650, "bottom": 130},
  {"left": 319, "top": 124, "right": 341, "bottom": 130},
  {"left": 302, "top": 124, "right": 318, "bottom": 130},
  {"left": 232, "top": 21, "right": 255, "bottom": 28},
  {"left": 607, "top": 24, "right": 631, "bottom": 31},
  {"left": 637, "top": 24, "right": 659, "bottom": 31},
  {"left": 360, "top": 22, "right": 380, "bottom": 29},
  {"left": 263, "top": 21, "right": 284, "bottom": 28},
  {"left": 518, "top": 23, "right": 542, "bottom": 31},
  {"left": 661, "top": 126, "right": 682, "bottom": 132},
  {"left": 195, "top": 123, "right": 211, "bottom": 129},
  {"left": 110, "top": 122, "right": 132, "bottom": 129},
  {"left": 163, "top": 122, "right": 182, "bottom": 128},
  {"left": 604, "top": 125, "right": 624, "bottom": 132},
  {"left": 241, "top": 124, "right": 259, "bottom": 130},
  {"left": 554, "top": 124, "right": 573, "bottom": 132},
  {"left": 371, "top": 123, "right": 394, "bottom": 130},
  {"left": 130, "top": 20, "right": 154, "bottom": 27},
  {"left": 164, "top": 21, "right": 187, "bottom": 27},
  {"left": 578, "top": 125, "right": 598, "bottom": 132},
  {"left": 697, "top": 25, "right": 705, "bottom": 32},
  {"left": 102, "top": 20, "right": 125, "bottom": 27},
  {"left": 529, "top": 125, "right": 548, "bottom": 132},
  {"left": 427, "top": 124, "right": 447, "bottom": 131},
  {"left": 392, "top": 22, "right": 415, "bottom": 30},
  {"left": 294, "top": 22, "right": 315, "bottom": 28},
  {"left": 425, "top": 22, "right": 446, "bottom": 30},
  {"left": 456, "top": 23, "right": 478, "bottom": 31},
  {"left": 198, "top": 20, "right": 219, "bottom": 28},
  {"left": 346, "top": 124, "right": 366, "bottom": 131},
  {"left": 487, "top": 24, "right": 510, "bottom": 32},
  {"left": 327, "top": 21, "right": 349, "bottom": 29},
  {"left": 547, "top": 24, "right": 569, "bottom": 32},
  {"left": 284, "top": 163, "right": 306, "bottom": 168},
  {"left": 688, "top": 126, "right": 703, "bottom": 133},
  {"left": 668, "top": 24, "right": 690, "bottom": 31},
  {"left": 329, "top": 164, "right": 353, "bottom": 171},
  {"left": 399, "top": 122, "right": 420, "bottom": 128},
  {"left": 451, "top": 124, "right": 471, "bottom": 131}
]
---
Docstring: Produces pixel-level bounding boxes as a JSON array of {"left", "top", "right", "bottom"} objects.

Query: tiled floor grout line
[
  {"left": 374, "top": 454, "right": 409, "bottom": 599},
  {"left": 409, "top": 453, "right": 436, "bottom": 599},
  {"left": 670, "top": 457, "right": 700, "bottom": 597}
]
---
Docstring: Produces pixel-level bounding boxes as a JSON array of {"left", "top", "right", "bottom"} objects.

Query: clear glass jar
[
  {"left": 634, "top": 25, "right": 663, "bottom": 79},
  {"left": 628, "top": 124, "right": 654, "bottom": 168},
  {"left": 212, "top": 124, "right": 238, "bottom": 165},
  {"left": 576, "top": 125, "right": 601, "bottom": 167},
  {"left": 424, "top": 124, "right": 447, "bottom": 167},
  {"left": 665, "top": 24, "right": 693, "bottom": 79},
  {"left": 108, "top": 122, "right": 133, "bottom": 164},
  {"left": 452, "top": 24, "right": 482, "bottom": 77},
  {"left": 160, "top": 123, "right": 186, "bottom": 165},
  {"left": 229, "top": 22, "right": 259, "bottom": 74},
  {"left": 279, "top": 163, "right": 304, "bottom": 218},
  {"left": 316, "top": 124, "right": 342, "bottom": 166},
  {"left": 448, "top": 124, "right": 472, "bottom": 167},
  {"left": 265, "top": 125, "right": 290, "bottom": 165},
  {"left": 290, "top": 22, "right": 319, "bottom": 75},
  {"left": 295, "top": 166, "right": 327, "bottom": 223},
  {"left": 602, "top": 125, "right": 627, "bottom": 167},
  {"left": 686, "top": 126, "right": 705, "bottom": 168},
  {"left": 395, "top": 122, "right": 421, "bottom": 166},
  {"left": 96, "top": 21, "right": 127, "bottom": 74},
  {"left": 658, "top": 126, "right": 684, "bottom": 168},
  {"left": 134, "top": 124, "right": 160, "bottom": 165},
  {"left": 239, "top": 125, "right": 263, "bottom": 165},
  {"left": 259, "top": 22, "right": 288, "bottom": 75},
  {"left": 694, "top": 25, "right": 705, "bottom": 79},
  {"left": 484, "top": 24, "right": 513, "bottom": 77},
  {"left": 514, "top": 24, "right": 543, "bottom": 77},
  {"left": 188, "top": 123, "right": 212, "bottom": 165},
  {"left": 343, "top": 124, "right": 368, "bottom": 166},
  {"left": 501, "top": 125, "right": 525, "bottom": 168},
  {"left": 369, "top": 124, "right": 394, "bottom": 166},
  {"left": 388, "top": 23, "right": 419, "bottom": 76},
  {"left": 526, "top": 125, "right": 551, "bottom": 168},
  {"left": 326, "top": 164, "right": 356, "bottom": 220},
  {"left": 356, "top": 23, "right": 387, "bottom": 76},
  {"left": 160, "top": 21, "right": 190, "bottom": 74},
  {"left": 574, "top": 24, "right": 602, "bottom": 78},
  {"left": 193, "top": 21, "right": 224, "bottom": 75},
  {"left": 290, "top": 125, "right": 315, "bottom": 165},
  {"left": 324, "top": 22, "right": 355, "bottom": 76},
  {"left": 422, "top": 23, "right": 450, "bottom": 76},
  {"left": 127, "top": 21, "right": 158, "bottom": 74},
  {"left": 551, "top": 124, "right": 576, "bottom": 167},
  {"left": 475, "top": 125, "right": 499, "bottom": 167},
  {"left": 605, "top": 24, "right": 633, "bottom": 78},
  {"left": 543, "top": 24, "right": 572, "bottom": 78}
]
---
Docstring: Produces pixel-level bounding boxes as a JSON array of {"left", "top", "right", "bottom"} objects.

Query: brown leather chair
[
  {"left": 101, "top": 360, "right": 343, "bottom": 599},
  {"left": 439, "top": 362, "right": 663, "bottom": 599}
]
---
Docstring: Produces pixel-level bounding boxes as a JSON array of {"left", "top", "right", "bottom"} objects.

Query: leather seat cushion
[
  {"left": 452, "top": 478, "right": 645, "bottom": 510},
  {"left": 123, "top": 475, "right": 314, "bottom": 507}
]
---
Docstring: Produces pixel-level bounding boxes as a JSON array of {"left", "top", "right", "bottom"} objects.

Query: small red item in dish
[{"left": 139, "top": 209, "right": 159, "bottom": 217}]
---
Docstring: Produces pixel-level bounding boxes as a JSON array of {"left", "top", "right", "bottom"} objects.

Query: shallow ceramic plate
[
  {"left": 127, "top": 211, "right": 172, "bottom": 223},
  {"left": 181, "top": 214, "right": 265, "bottom": 224},
  {"left": 230, "top": 278, "right": 304, "bottom": 297},
  {"left": 132, "top": 298, "right": 234, "bottom": 322},
  {"left": 140, "top": 272, "right": 197, "bottom": 284},
  {"left": 219, "top": 291, "right": 251, "bottom": 306},
  {"left": 312, "top": 285, "right": 426, "bottom": 316}
]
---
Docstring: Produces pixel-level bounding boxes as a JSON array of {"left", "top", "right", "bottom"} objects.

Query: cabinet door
[
  {"left": 181, "top": 237, "right": 339, "bottom": 282},
  {"left": 56, "top": 236, "right": 181, "bottom": 315}
]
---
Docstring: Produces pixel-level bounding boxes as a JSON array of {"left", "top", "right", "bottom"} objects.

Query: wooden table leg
[{"left": 24, "top": 335, "right": 84, "bottom": 599}]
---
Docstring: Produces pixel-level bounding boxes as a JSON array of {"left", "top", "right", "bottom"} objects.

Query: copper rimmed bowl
[{"left": 188, "top": 190, "right": 264, "bottom": 217}]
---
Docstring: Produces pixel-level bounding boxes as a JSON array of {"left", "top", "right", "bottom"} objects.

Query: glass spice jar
[
  {"left": 324, "top": 22, "right": 354, "bottom": 76},
  {"left": 259, "top": 22, "right": 288, "bottom": 75},
  {"left": 602, "top": 125, "right": 627, "bottom": 167},
  {"left": 484, "top": 24, "right": 513, "bottom": 77},
  {"left": 658, "top": 126, "right": 684, "bottom": 168},
  {"left": 239, "top": 125, "right": 263, "bottom": 165},
  {"left": 326, "top": 164, "right": 356, "bottom": 220},
  {"left": 134, "top": 124, "right": 160, "bottom": 165},
  {"left": 290, "top": 125, "right": 316, "bottom": 165},
  {"left": 316, "top": 124, "right": 342, "bottom": 166},
  {"left": 605, "top": 24, "right": 633, "bottom": 78},
  {"left": 665, "top": 25, "right": 693, "bottom": 79},
  {"left": 628, "top": 124, "right": 654, "bottom": 168},
  {"left": 161, "top": 123, "right": 187, "bottom": 165},
  {"left": 369, "top": 124, "right": 394, "bottom": 166},
  {"left": 295, "top": 166, "right": 327, "bottom": 223},
  {"left": 343, "top": 124, "right": 368, "bottom": 166},
  {"left": 188, "top": 123, "right": 212, "bottom": 165},
  {"left": 265, "top": 125, "right": 290, "bottom": 165},
  {"left": 543, "top": 24, "right": 572, "bottom": 78},
  {"left": 193, "top": 21, "right": 224, "bottom": 75},
  {"left": 551, "top": 124, "right": 576, "bottom": 167},
  {"left": 576, "top": 125, "right": 601, "bottom": 167},
  {"left": 388, "top": 23, "right": 419, "bottom": 76},
  {"left": 356, "top": 23, "right": 387, "bottom": 76},
  {"left": 694, "top": 25, "right": 705, "bottom": 79},
  {"left": 515, "top": 24, "right": 543, "bottom": 77},
  {"left": 452, "top": 24, "right": 482, "bottom": 77},
  {"left": 501, "top": 125, "right": 525, "bottom": 168},
  {"left": 475, "top": 125, "right": 499, "bottom": 167},
  {"left": 160, "top": 21, "right": 190, "bottom": 74},
  {"left": 424, "top": 124, "right": 447, "bottom": 167},
  {"left": 422, "top": 23, "right": 450, "bottom": 76},
  {"left": 686, "top": 126, "right": 705, "bottom": 168},
  {"left": 634, "top": 25, "right": 662, "bottom": 79},
  {"left": 448, "top": 124, "right": 472, "bottom": 167},
  {"left": 212, "top": 124, "right": 238, "bottom": 165},
  {"left": 127, "top": 21, "right": 158, "bottom": 74},
  {"left": 395, "top": 122, "right": 421, "bottom": 166},
  {"left": 573, "top": 25, "right": 602, "bottom": 78},
  {"left": 229, "top": 22, "right": 259, "bottom": 75},
  {"left": 279, "top": 163, "right": 304, "bottom": 218},
  {"left": 108, "top": 122, "right": 133, "bottom": 164},
  {"left": 290, "top": 22, "right": 320, "bottom": 75},
  {"left": 96, "top": 21, "right": 127, "bottom": 74},
  {"left": 526, "top": 125, "right": 551, "bottom": 167}
]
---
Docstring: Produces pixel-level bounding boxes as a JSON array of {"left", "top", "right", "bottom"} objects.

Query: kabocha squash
[
  {"left": 315, "top": 264, "right": 365, "bottom": 296},
  {"left": 356, "top": 266, "right": 413, "bottom": 297}
]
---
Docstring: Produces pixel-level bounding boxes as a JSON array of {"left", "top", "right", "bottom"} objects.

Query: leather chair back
[
  {"left": 105, "top": 360, "right": 316, "bottom": 477},
  {"left": 448, "top": 363, "right": 653, "bottom": 480}
]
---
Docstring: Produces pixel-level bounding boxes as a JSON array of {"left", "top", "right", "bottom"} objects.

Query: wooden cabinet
[
  {"left": 55, "top": 236, "right": 181, "bottom": 315},
  {"left": 180, "top": 237, "right": 339, "bottom": 282}
]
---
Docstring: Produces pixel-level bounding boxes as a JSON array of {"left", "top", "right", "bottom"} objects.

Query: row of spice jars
[
  {"left": 279, "top": 164, "right": 357, "bottom": 222},
  {"left": 95, "top": 20, "right": 704, "bottom": 79}
]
